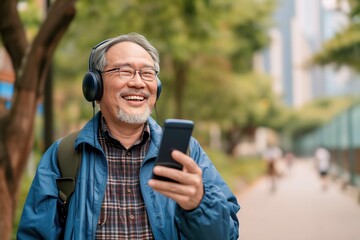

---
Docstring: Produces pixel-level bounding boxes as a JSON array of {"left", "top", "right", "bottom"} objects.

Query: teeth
[{"left": 124, "top": 95, "right": 144, "bottom": 101}]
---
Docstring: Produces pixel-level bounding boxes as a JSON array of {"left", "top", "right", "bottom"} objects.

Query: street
[{"left": 237, "top": 158, "right": 360, "bottom": 240}]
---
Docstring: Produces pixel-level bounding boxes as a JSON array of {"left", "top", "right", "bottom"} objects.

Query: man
[{"left": 17, "top": 33, "right": 240, "bottom": 239}]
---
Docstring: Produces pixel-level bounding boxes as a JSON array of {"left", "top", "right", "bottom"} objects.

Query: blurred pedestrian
[
  {"left": 283, "top": 152, "right": 295, "bottom": 175},
  {"left": 262, "top": 145, "right": 282, "bottom": 192},
  {"left": 314, "top": 146, "right": 331, "bottom": 190}
]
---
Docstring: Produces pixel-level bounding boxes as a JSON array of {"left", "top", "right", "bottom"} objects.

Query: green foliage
[
  {"left": 282, "top": 96, "right": 356, "bottom": 138},
  {"left": 12, "top": 150, "right": 40, "bottom": 239},
  {"left": 12, "top": 173, "right": 33, "bottom": 239},
  {"left": 186, "top": 67, "right": 288, "bottom": 132},
  {"left": 313, "top": 25, "right": 360, "bottom": 71},
  {"left": 52, "top": 0, "right": 277, "bottom": 140},
  {"left": 349, "top": 0, "right": 360, "bottom": 19},
  {"left": 17, "top": 0, "right": 42, "bottom": 39},
  {"left": 312, "top": 0, "right": 360, "bottom": 71},
  {"left": 229, "top": 0, "right": 275, "bottom": 72},
  {"left": 205, "top": 147, "right": 266, "bottom": 191}
]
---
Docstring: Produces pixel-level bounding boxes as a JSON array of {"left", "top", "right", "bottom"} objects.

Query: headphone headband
[{"left": 88, "top": 39, "right": 111, "bottom": 70}]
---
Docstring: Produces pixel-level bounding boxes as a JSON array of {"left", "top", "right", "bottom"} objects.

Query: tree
[
  {"left": 50, "top": 0, "right": 278, "bottom": 156},
  {"left": 71, "top": 0, "right": 274, "bottom": 117},
  {"left": 0, "top": 0, "right": 76, "bottom": 238},
  {"left": 312, "top": 0, "right": 360, "bottom": 71},
  {"left": 182, "top": 0, "right": 278, "bottom": 153},
  {"left": 57, "top": 0, "right": 276, "bottom": 120}
]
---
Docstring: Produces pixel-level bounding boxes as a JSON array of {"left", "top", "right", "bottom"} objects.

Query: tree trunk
[
  {"left": 0, "top": 0, "right": 76, "bottom": 238},
  {"left": 0, "top": 91, "right": 37, "bottom": 240},
  {"left": 0, "top": 168, "right": 14, "bottom": 240},
  {"left": 44, "top": 64, "right": 54, "bottom": 150}
]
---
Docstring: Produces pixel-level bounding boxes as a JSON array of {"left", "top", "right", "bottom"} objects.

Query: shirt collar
[{"left": 100, "top": 115, "right": 150, "bottom": 148}]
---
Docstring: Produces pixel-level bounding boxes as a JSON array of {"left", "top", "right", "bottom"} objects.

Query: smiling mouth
[{"left": 123, "top": 95, "right": 145, "bottom": 101}]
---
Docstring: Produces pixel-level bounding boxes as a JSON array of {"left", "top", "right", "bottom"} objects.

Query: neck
[{"left": 104, "top": 116, "right": 145, "bottom": 149}]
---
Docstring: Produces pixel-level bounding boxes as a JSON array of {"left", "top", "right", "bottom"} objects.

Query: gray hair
[{"left": 89, "top": 32, "right": 160, "bottom": 72}]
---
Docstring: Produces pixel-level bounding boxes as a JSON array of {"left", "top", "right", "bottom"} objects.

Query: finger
[
  {"left": 148, "top": 178, "right": 203, "bottom": 211},
  {"left": 171, "top": 150, "right": 201, "bottom": 174},
  {"left": 149, "top": 187, "right": 197, "bottom": 211},
  {"left": 148, "top": 179, "right": 196, "bottom": 201},
  {"left": 148, "top": 178, "right": 193, "bottom": 196},
  {"left": 152, "top": 166, "right": 198, "bottom": 185}
]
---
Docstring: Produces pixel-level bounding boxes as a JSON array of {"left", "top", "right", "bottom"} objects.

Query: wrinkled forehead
[{"left": 105, "top": 41, "right": 155, "bottom": 67}]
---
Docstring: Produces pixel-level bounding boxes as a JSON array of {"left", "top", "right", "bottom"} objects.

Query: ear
[
  {"left": 156, "top": 77, "right": 162, "bottom": 100},
  {"left": 82, "top": 39, "right": 111, "bottom": 102},
  {"left": 82, "top": 70, "right": 103, "bottom": 102}
]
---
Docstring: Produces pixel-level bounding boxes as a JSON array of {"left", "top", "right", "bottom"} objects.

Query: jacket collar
[{"left": 75, "top": 111, "right": 163, "bottom": 151}]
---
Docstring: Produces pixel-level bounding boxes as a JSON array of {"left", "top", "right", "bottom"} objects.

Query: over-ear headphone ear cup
[
  {"left": 82, "top": 70, "right": 103, "bottom": 102},
  {"left": 156, "top": 77, "right": 162, "bottom": 100}
]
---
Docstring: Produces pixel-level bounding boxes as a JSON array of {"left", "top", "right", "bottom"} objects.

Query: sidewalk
[{"left": 237, "top": 158, "right": 360, "bottom": 240}]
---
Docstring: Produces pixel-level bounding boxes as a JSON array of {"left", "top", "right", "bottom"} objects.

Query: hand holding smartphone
[{"left": 152, "top": 119, "right": 194, "bottom": 182}]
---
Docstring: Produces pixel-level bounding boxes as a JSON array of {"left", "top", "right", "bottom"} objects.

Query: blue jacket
[{"left": 17, "top": 113, "right": 240, "bottom": 239}]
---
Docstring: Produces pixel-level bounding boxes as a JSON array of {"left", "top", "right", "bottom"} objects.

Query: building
[{"left": 255, "top": 0, "right": 360, "bottom": 108}]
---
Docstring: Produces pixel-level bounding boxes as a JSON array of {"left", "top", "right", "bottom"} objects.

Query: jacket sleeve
[
  {"left": 174, "top": 139, "right": 240, "bottom": 239},
  {"left": 17, "top": 141, "right": 64, "bottom": 240}
]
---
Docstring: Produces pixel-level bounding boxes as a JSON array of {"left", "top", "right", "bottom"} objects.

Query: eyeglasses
[{"left": 102, "top": 66, "right": 158, "bottom": 82}]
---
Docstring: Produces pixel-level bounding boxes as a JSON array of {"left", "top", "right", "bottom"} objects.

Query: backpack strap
[{"left": 56, "top": 131, "right": 82, "bottom": 222}]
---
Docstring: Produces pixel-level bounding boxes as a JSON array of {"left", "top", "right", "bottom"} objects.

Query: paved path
[{"left": 237, "top": 158, "right": 360, "bottom": 240}]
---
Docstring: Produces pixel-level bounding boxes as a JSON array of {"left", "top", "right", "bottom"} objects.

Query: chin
[{"left": 117, "top": 107, "right": 151, "bottom": 124}]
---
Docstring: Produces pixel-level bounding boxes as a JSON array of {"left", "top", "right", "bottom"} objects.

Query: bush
[{"left": 205, "top": 147, "right": 266, "bottom": 192}]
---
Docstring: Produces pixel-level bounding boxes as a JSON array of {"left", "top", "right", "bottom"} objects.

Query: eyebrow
[{"left": 109, "top": 63, "right": 155, "bottom": 69}]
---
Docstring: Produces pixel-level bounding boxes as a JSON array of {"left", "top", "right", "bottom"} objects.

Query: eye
[
  {"left": 119, "top": 68, "right": 134, "bottom": 77},
  {"left": 142, "top": 69, "right": 156, "bottom": 77}
]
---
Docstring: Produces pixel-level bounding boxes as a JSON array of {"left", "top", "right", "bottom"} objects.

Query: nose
[
  {"left": 134, "top": 70, "right": 142, "bottom": 79},
  {"left": 128, "top": 70, "right": 145, "bottom": 86}
]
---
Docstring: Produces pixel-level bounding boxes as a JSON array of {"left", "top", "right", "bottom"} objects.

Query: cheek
[
  {"left": 100, "top": 82, "right": 121, "bottom": 106},
  {"left": 150, "top": 83, "right": 159, "bottom": 102},
  {"left": 103, "top": 80, "right": 123, "bottom": 96}
]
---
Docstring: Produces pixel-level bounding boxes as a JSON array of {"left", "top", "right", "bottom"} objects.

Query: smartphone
[{"left": 153, "top": 119, "right": 194, "bottom": 182}]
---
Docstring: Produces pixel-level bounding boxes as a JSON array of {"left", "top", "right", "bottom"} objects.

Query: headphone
[{"left": 82, "top": 39, "right": 162, "bottom": 102}]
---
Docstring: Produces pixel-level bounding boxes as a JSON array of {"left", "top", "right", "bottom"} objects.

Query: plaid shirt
[{"left": 96, "top": 117, "right": 154, "bottom": 239}]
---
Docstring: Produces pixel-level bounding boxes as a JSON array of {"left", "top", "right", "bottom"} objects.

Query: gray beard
[{"left": 116, "top": 106, "right": 151, "bottom": 124}]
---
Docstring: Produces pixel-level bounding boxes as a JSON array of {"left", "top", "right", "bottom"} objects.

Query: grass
[
  {"left": 205, "top": 147, "right": 267, "bottom": 193},
  {"left": 12, "top": 152, "right": 38, "bottom": 239},
  {"left": 12, "top": 173, "right": 33, "bottom": 239}
]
